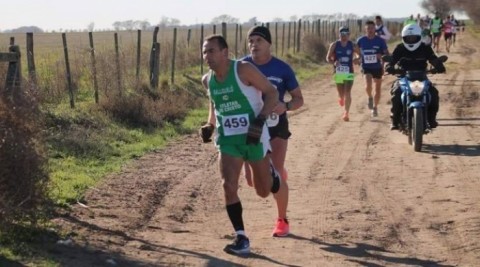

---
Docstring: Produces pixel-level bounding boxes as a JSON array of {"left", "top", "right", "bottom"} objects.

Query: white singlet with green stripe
[{"left": 208, "top": 60, "right": 270, "bottom": 145}]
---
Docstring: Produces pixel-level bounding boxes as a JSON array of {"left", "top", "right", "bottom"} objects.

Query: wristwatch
[{"left": 286, "top": 101, "right": 292, "bottom": 111}]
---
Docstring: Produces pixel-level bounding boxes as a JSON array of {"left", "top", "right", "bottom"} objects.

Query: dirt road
[{"left": 51, "top": 31, "right": 480, "bottom": 267}]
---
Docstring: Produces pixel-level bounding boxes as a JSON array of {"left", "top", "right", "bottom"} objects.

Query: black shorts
[
  {"left": 362, "top": 68, "right": 383, "bottom": 79},
  {"left": 433, "top": 32, "right": 441, "bottom": 38},
  {"left": 268, "top": 113, "right": 291, "bottom": 140},
  {"left": 444, "top": 33, "right": 453, "bottom": 40}
]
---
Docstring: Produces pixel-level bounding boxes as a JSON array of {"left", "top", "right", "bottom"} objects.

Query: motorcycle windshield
[{"left": 406, "top": 71, "right": 427, "bottom": 81}]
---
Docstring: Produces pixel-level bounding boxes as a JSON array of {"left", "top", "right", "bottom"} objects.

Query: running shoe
[
  {"left": 224, "top": 234, "right": 250, "bottom": 255},
  {"left": 338, "top": 98, "right": 345, "bottom": 107},
  {"left": 272, "top": 218, "right": 290, "bottom": 237},
  {"left": 371, "top": 107, "right": 378, "bottom": 117},
  {"left": 367, "top": 97, "right": 374, "bottom": 110}
]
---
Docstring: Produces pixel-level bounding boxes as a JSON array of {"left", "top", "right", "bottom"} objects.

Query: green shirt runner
[{"left": 208, "top": 59, "right": 270, "bottom": 146}]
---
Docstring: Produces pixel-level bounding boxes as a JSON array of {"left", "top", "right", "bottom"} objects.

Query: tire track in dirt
[{"left": 420, "top": 54, "right": 480, "bottom": 265}]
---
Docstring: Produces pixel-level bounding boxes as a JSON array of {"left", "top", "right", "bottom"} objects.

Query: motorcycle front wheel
[{"left": 412, "top": 109, "right": 424, "bottom": 152}]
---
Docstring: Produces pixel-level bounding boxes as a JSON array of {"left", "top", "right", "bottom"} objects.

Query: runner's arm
[
  {"left": 326, "top": 42, "right": 336, "bottom": 65},
  {"left": 353, "top": 44, "right": 361, "bottom": 65},
  {"left": 286, "top": 88, "right": 303, "bottom": 111},
  {"left": 202, "top": 73, "right": 216, "bottom": 126}
]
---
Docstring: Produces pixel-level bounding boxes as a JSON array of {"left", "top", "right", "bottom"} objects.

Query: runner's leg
[
  {"left": 364, "top": 73, "right": 373, "bottom": 110},
  {"left": 373, "top": 77, "right": 382, "bottom": 109},
  {"left": 270, "top": 137, "right": 288, "bottom": 219},
  {"left": 344, "top": 81, "right": 353, "bottom": 115},
  {"left": 219, "top": 152, "right": 250, "bottom": 255}
]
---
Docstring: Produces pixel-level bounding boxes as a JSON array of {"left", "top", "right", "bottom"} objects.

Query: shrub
[
  {"left": 99, "top": 81, "right": 203, "bottom": 128},
  {"left": 0, "top": 85, "right": 49, "bottom": 228},
  {"left": 302, "top": 34, "right": 328, "bottom": 63}
]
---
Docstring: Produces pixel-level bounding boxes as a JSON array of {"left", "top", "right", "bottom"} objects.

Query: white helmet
[{"left": 401, "top": 24, "right": 422, "bottom": 51}]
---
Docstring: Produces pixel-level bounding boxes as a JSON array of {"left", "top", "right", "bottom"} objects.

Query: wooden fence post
[
  {"left": 275, "top": 22, "right": 278, "bottom": 56},
  {"left": 200, "top": 24, "right": 204, "bottom": 75},
  {"left": 150, "top": 26, "right": 160, "bottom": 88},
  {"left": 221, "top": 22, "right": 227, "bottom": 39},
  {"left": 317, "top": 19, "right": 321, "bottom": 36},
  {"left": 136, "top": 29, "right": 141, "bottom": 83},
  {"left": 187, "top": 28, "right": 192, "bottom": 48},
  {"left": 240, "top": 25, "right": 246, "bottom": 55},
  {"left": 296, "top": 19, "right": 302, "bottom": 53},
  {"left": 88, "top": 32, "right": 99, "bottom": 103},
  {"left": 171, "top": 27, "right": 177, "bottom": 85},
  {"left": 282, "top": 23, "right": 285, "bottom": 56},
  {"left": 61, "top": 33, "right": 75, "bottom": 109},
  {"left": 2, "top": 45, "right": 21, "bottom": 93},
  {"left": 293, "top": 21, "right": 296, "bottom": 53},
  {"left": 235, "top": 24, "right": 239, "bottom": 59},
  {"left": 287, "top": 22, "right": 291, "bottom": 52},
  {"left": 358, "top": 19, "right": 363, "bottom": 35},
  {"left": 26, "top": 33, "right": 37, "bottom": 87},
  {"left": 114, "top": 33, "right": 123, "bottom": 96}
]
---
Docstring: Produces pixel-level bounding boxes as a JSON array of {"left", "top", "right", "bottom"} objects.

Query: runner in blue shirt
[
  {"left": 375, "top": 15, "right": 392, "bottom": 41},
  {"left": 326, "top": 26, "right": 360, "bottom": 121},
  {"left": 355, "top": 20, "right": 389, "bottom": 117},
  {"left": 242, "top": 25, "right": 304, "bottom": 238}
]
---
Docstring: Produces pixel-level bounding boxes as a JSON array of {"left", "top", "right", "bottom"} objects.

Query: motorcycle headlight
[{"left": 409, "top": 81, "right": 425, "bottom": 95}]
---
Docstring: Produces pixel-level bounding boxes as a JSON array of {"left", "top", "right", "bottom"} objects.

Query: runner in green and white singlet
[
  {"left": 199, "top": 34, "right": 282, "bottom": 256},
  {"left": 207, "top": 59, "right": 270, "bottom": 160}
]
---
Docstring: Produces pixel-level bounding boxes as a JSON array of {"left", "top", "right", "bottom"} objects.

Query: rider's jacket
[{"left": 389, "top": 43, "right": 445, "bottom": 72}]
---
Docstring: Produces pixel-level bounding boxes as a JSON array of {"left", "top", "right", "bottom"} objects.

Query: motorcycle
[{"left": 383, "top": 55, "right": 448, "bottom": 152}]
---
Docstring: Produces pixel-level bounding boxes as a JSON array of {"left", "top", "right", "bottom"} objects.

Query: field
[{"left": 3, "top": 20, "right": 475, "bottom": 267}]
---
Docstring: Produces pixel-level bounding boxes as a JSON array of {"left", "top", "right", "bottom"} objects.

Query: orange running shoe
[
  {"left": 272, "top": 218, "right": 290, "bottom": 237},
  {"left": 338, "top": 98, "right": 345, "bottom": 107}
]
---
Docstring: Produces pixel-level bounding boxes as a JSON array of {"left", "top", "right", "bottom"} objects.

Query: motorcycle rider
[{"left": 385, "top": 23, "right": 446, "bottom": 130}]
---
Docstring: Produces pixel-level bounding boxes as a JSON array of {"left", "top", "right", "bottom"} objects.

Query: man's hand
[
  {"left": 385, "top": 64, "right": 395, "bottom": 74},
  {"left": 199, "top": 123, "right": 214, "bottom": 143},
  {"left": 246, "top": 115, "right": 266, "bottom": 145}
]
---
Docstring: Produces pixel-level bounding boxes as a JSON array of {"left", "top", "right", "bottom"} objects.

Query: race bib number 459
[
  {"left": 363, "top": 54, "right": 378, "bottom": 64},
  {"left": 222, "top": 114, "right": 249, "bottom": 136}
]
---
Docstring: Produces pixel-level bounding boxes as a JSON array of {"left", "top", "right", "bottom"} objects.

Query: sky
[{"left": 0, "top": 0, "right": 466, "bottom": 31}]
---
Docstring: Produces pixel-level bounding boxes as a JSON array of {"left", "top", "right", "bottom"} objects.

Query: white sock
[{"left": 236, "top": 230, "right": 246, "bottom": 237}]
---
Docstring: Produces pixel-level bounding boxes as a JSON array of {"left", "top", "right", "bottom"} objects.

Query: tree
[
  {"left": 421, "top": 0, "right": 451, "bottom": 18},
  {"left": 422, "top": 0, "right": 479, "bottom": 22},
  {"left": 170, "top": 18, "right": 181, "bottom": 26},
  {"left": 246, "top": 17, "right": 258, "bottom": 25},
  {"left": 158, "top": 16, "right": 181, "bottom": 27},
  {"left": 113, "top": 21, "right": 122, "bottom": 31},
  {"left": 139, "top": 20, "right": 151, "bottom": 30},
  {"left": 211, "top": 14, "right": 239, "bottom": 24},
  {"left": 302, "top": 14, "right": 323, "bottom": 22}
]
